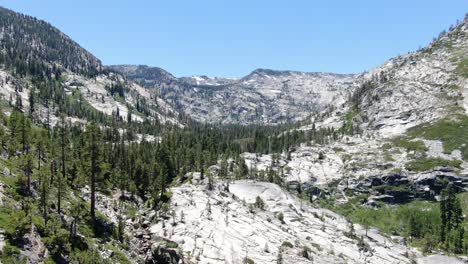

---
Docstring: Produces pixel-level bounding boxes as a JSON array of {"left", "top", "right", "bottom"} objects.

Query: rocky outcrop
[
  {"left": 81, "top": 187, "right": 185, "bottom": 263},
  {"left": 149, "top": 179, "right": 421, "bottom": 264},
  {"left": 347, "top": 168, "right": 468, "bottom": 204},
  {"left": 147, "top": 240, "right": 185, "bottom": 264},
  {"left": 19, "top": 226, "right": 49, "bottom": 264}
]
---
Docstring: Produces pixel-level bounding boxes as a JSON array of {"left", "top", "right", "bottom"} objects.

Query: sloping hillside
[{"left": 0, "top": 7, "right": 180, "bottom": 130}]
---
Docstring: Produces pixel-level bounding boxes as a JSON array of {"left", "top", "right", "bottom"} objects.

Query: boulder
[{"left": 146, "top": 241, "right": 184, "bottom": 264}]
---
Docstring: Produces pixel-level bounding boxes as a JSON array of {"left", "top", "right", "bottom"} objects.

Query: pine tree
[
  {"left": 58, "top": 115, "right": 69, "bottom": 183},
  {"left": 28, "top": 86, "right": 35, "bottom": 115},
  {"left": 20, "top": 153, "right": 34, "bottom": 195},
  {"left": 277, "top": 248, "right": 283, "bottom": 264},
  {"left": 15, "top": 93, "right": 22, "bottom": 111},
  {"left": 18, "top": 114, "right": 31, "bottom": 155},
  {"left": 220, "top": 156, "right": 228, "bottom": 179},
  {"left": 39, "top": 166, "right": 50, "bottom": 226},
  {"left": 440, "top": 183, "right": 463, "bottom": 251},
  {"left": 159, "top": 167, "right": 167, "bottom": 200},
  {"left": 7, "top": 111, "right": 20, "bottom": 157},
  {"left": 207, "top": 170, "right": 214, "bottom": 191},
  {"left": 0, "top": 125, "right": 4, "bottom": 150},
  {"left": 84, "top": 122, "right": 102, "bottom": 221}
]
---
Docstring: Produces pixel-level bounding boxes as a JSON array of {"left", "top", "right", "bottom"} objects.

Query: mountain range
[{"left": 0, "top": 6, "right": 467, "bottom": 264}]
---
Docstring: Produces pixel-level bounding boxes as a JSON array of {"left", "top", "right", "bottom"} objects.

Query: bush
[
  {"left": 357, "top": 236, "right": 371, "bottom": 252},
  {"left": 277, "top": 212, "right": 285, "bottom": 224},
  {"left": 281, "top": 241, "right": 293, "bottom": 248},
  {"left": 44, "top": 228, "right": 72, "bottom": 256},
  {"left": 254, "top": 196, "right": 265, "bottom": 210},
  {"left": 243, "top": 257, "right": 255, "bottom": 264},
  {"left": 301, "top": 246, "right": 311, "bottom": 259},
  {"left": 69, "top": 249, "right": 108, "bottom": 264},
  {"left": 318, "top": 152, "right": 325, "bottom": 160},
  {"left": 165, "top": 241, "right": 178, "bottom": 248}
]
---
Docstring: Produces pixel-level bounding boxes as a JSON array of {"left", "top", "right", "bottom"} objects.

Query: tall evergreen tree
[
  {"left": 84, "top": 122, "right": 102, "bottom": 221},
  {"left": 440, "top": 184, "right": 463, "bottom": 249}
]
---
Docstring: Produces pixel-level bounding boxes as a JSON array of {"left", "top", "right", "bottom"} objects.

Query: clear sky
[{"left": 1, "top": 0, "right": 466, "bottom": 77}]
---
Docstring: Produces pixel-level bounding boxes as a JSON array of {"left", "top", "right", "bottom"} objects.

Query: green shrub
[
  {"left": 243, "top": 257, "right": 255, "bottom": 264},
  {"left": 281, "top": 241, "right": 294, "bottom": 248},
  {"left": 254, "top": 196, "right": 265, "bottom": 210},
  {"left": 333, "top": 147, "right": 344, "bottom": 152},
  {"left": 69, "top": 249, "right": 108, "bottom": 264},
  {"left": 277, "top": 212, "right": 285, "bottom": 224},
  {"left": 165, "top": 241, "right": 178, "bottom": 248},
  {"left": 301, "top": 246, "right": 311, "bottom": 259},
  {"left": 0, "top": 244, "right": 22, "bottom": 263}
]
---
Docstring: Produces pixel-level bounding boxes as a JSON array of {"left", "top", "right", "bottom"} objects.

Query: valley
[{"left": 0, "top": 5, "right": 467, "bottom": 264}]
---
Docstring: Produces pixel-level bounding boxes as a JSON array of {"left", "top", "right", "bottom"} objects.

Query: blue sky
[{"left": 1, "top": 0, "right": 466, "bottom": 77}]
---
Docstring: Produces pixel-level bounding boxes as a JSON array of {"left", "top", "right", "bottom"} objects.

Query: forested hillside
[{"left": 0, "top": 7, "right": 101, "bottom": 77}]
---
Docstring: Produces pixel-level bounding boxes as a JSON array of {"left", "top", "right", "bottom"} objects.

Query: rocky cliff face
[
  {"left": 111, "top": 66, "right": 359, "bottom": 125},
  {"left": 355, "top": 19, "right": 468, "bottom": 138}
]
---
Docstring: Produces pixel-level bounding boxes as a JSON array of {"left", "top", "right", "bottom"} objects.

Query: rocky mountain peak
[{"left": 109, "top": 65, "right": 177, "bottom": 82}]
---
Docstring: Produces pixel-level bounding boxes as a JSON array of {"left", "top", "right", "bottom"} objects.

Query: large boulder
[{"left": 146, "top": 240, "right": 184, "bottom": 264}]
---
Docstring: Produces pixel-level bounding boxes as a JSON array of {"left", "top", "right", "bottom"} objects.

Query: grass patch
[
  {"left": 334, "top": 199, "right": 440, "bottom": 238},
  {"left": 103, "top": 243, "right": 131, "bottom": 264},
  {"left": 406, "top": 157, "right": 462, "bottom": 172},
  {"left": 446, "top": 84, "right": 461, "bottom": 90},
  {"left": 165, "top": 241, "right": 178, "bottom": 249},
  {"left": 321, "top": 190, "right": 468, "bottom": 254},
  {"left": 392, "top": 138, "right": 427, "bottom": 153},
  {"left": 406, "top": 115, "right": 468, "bottom": 160},
  {"left": 0, "top": 206, "right": 28, "bottom": 236},
  {"left": 0, "top": 243, "right": 24, "bottom": 264},
  {"left": 383, "top": 151, "right": 395, "bottom": 162},
  {"left": 0, "top": 175, "right": 17, "bottom": 187},
  {"left": 373, "top": 184, "right": 410, "bottom": 193},
  {"left": 456, "top": 57, "right": 468, "bottom": 78}
]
